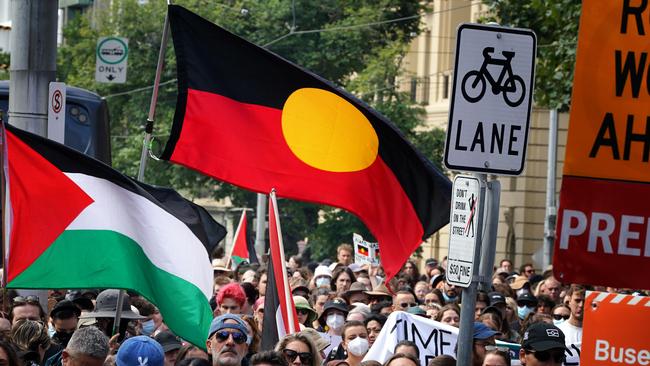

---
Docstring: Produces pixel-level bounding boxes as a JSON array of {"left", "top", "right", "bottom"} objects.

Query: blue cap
[
  {"left": 208, "top": 314, "right": 251, "bottom": 344},
  {"left": 473, "top": 322, "right": 501, "bottom": 340},
  {"left": 116, "top": 336, "right": 164, "bottom": 366}
]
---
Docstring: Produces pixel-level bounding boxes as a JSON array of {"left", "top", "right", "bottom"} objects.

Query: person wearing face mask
[
  {"left": 340, "top": 321, "right": 369, "bottom": 366},
  {"left": 49, "top": 300, "right": 81, "bottom": 349},
  {"left": 313, "top": 266, "right": 333, "bottom": 289},
  {"left": 317, "top": 300, "right": 349, "bottom": 358},
  {"left": 516, "top": 293, "right": 537, "bottom": 322}
]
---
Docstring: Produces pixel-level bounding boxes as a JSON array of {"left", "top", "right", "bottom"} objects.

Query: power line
[{"left": 263, "top": 2, "right": 481, "bottom": 48}]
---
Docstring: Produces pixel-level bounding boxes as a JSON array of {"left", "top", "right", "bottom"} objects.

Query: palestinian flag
[
  {"left": 2, "top": 124, "right": 214, "bottom": 347},
  {"left": 260, "top": 192, "right": 300, "bottom": 350},
  {"left": 161, "top": 5, "right": 452, "bottom": 281},
  {"left": 229, "top": 210, "right": 249, "bottom": 266}
]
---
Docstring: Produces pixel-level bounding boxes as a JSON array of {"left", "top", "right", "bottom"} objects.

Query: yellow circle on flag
[{"left": 281, "top": 88, "right": 379, "bottom": 172}]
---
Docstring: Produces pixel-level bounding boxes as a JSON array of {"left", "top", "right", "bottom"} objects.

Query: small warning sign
[{"left": 446, "top": 175, "right": 482, "bottom": 287}]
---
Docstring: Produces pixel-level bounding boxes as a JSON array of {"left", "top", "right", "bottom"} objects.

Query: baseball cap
[
  {"left": 517, "top": 292, "right": 537, "bottom": 307},
  {"left": 208, "top": 314, "right": 251, "bottom": 344},
  {"left": 116, "top": 336, "right": 164, "bottom": 366},
  {"left": 488, "top": 292, "right": 506, "bottom": 306},
  {"left": 473, "top": 322, "right": 500, "bottom": 340},
  {"left": 153, "top": 331, "right": 182, "bottom": 353},
  {"left": 522, "top": 323, "right": 567, "bottom": 351}
]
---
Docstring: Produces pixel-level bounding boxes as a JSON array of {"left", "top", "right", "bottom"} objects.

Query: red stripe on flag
[
  {"left": 268, "top": 192, "right": 300, "bottom": 335},
  {"left": 170, "top": 89, "right": 424, "bottom": 280},
  {"left": 230, "top": 210, "right": 249, "bottom": 263}
]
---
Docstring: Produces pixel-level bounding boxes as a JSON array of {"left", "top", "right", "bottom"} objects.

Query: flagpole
[
  {"left": 113, "top": 3, "right": 172, "bottom": 337},
  {"left": 225, "top": 209, "right": 246, "bottom": 269},
  {"left": 0, "top": 114, "right": 8, "bottom": 297},
  {"left": 269, "top": 190, "right": 297, "bottom": 333},
  {"left": 137, "top": 3, "right": 171, "bottom": 181}
]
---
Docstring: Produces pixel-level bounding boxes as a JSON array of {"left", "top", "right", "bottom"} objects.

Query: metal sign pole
[
  {"left": 478, "top": 178, "right": 501, "bottom": 292},
  {"left": 456, "top": 173, "right": 487, "bottom": 366}
]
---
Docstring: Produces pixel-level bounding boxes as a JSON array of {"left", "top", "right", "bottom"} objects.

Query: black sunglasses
[
  {"left": 296, "top": 309, "right": 310, "bottom": 315},
  {"left": 13, "top": 296, "right": 40, "bottom": 305},
  {"left": 400, "top": 302, "right": 417, "bottom": 309},
  {"left": 526, "top": 349, "right": 565, "bottom": 363},
  {"left": 283, "top": 349, "right": 313, "bottom": 364},
  {"left": 552, "top": 314, "right": 570, "bottom": 321},
  {"left": 214, "top": 330, "right": 247, "bottom": 345}
]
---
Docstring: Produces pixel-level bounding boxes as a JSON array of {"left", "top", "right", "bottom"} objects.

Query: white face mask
[
  {"left": 553, "top": 318, "right": 565, "bottom": 326},
  {"left": 347, "top": 337, "right": 369, "bottom": 356},
  {"left": 316, "top": 277, "right": 331, "bottom": 287},
  {"left": 326, "top": 314, "right": 345, "bottom": 330}
]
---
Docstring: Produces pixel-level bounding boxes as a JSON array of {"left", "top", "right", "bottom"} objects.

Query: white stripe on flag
[{"left": 275, "top": 306, "right": 287, "bottom": 340}]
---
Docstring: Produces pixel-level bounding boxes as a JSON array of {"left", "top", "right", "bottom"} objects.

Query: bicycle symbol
[{"left": 461, "top": 47, "right": 526, "bottom": 107}]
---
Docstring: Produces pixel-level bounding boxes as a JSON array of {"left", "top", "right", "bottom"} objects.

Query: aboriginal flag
[{"left": 162, "top": 5, "right": 452, "bottom": 281}]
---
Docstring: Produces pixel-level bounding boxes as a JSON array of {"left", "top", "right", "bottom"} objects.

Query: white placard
[{"left": 353, "top": 233, "right": 379, "bottom": 266}]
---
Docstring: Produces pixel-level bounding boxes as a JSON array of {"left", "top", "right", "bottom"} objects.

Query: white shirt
[{"left": 558, "top": 320, "right": 582, "bottom": 345}]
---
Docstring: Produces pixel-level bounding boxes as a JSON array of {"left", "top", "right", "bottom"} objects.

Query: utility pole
[
  {"left": 8, "top": 0, "right": 58, "bottom": 313},
  {"left": 8, "top": 0, "right": 58, "bottom": 135}
]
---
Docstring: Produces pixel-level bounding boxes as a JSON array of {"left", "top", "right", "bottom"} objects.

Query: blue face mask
[
  {"left": 48, "top": 323, "right": 56, "bottom": 338},
  {"left": 442, "top": 292, "right": 457, "bottom": 303},
  {"left": 517, "top": 305, "right": 534, "bottom": 320},
  {"left": 141, "top": 319, "right": 155, "bottom": 336}
]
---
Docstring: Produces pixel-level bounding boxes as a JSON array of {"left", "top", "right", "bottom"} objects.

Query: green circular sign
[{"left": 97, "top": 37, "right": 128, "bottom": 65}]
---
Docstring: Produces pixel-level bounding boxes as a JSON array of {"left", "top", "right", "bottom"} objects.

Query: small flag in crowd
[
  {"left": 229, "top": 210, "right": 250, "bottom": 267},
  {"left": 260, "top": 191, "right": 300, "bottom": 350},
  {"left": 2, "top": 124, "right": 214, "bottom": 348},
  {"left": 161, "top": 5, "right": 452, "bottom": 281}
]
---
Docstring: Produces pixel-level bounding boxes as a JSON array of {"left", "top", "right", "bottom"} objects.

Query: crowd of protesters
[{"left": 0, "top": 243, "right": 647, "bottom": 366}]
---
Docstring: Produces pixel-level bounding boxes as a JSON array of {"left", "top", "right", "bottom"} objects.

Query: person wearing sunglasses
[
  {"left": 10, "top": 295, "right": 46, "bottom": 324},
  {"left": 274, "top": 333, "right": 321, "bottom": 366},
  {"left": 206, "top": 314, "right": 251, "bottom": 366},
  {"left": 550, "top": 304, "right": 570, "bottom": 326},
  {"left": 519, "top": 323, "right": 567, "bottom": 366},
  {"left": 391, "top": 289, "right": 417, "bottom": 312}
]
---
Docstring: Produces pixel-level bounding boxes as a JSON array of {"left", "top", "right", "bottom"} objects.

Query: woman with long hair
[
  {"left": 275, "top": 333, "right": 322, "bottom": 366},
  {"left": 331, "top": 268, "right": 356, "bottom": 296}
]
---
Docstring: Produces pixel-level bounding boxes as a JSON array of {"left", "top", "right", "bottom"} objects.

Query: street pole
[
  {"left": 456, "top": 173, "right": 487, "bottom": 366},
  {"left": 477, "top": 177, "right": 500, "bottom": 292},
  {"left": 255, "top": 193, "right": 267, "bottom": 262},
  {"left": 8, "top": 0, "right": 58, "bottom": 313},
  {"left": 543, "top": 109, "right": 558, "bottom": 269},
  {"left": 8, "top": 0, "right": 58, "bottom": 135}
]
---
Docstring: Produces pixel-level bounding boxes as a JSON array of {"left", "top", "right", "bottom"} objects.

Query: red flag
[
  {"left": 161, "top": 5, "right": 452, "bottom": 281},
  {"left": 260, "top": 191, "right": 299, "bottom": 349},
  {"left": 228, "top": 210, "right": 249, "bottom": 267}
]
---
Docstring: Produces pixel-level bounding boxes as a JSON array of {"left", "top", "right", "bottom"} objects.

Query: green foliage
[
  {"left": 0, "top": 51, "right": 9, "bottom": 80},
  {"left": 57, "top": 0, "right": 442, "bottom": 260},
  {"left": 481, "top": 0, "right": 581, "bottom": 111}
]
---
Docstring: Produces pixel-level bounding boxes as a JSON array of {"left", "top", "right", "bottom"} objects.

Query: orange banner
[
  {"left": 581, "top": 291, "right": 650, "bottom": 365},
  {"left": 565, "top": 0, "right": 650, "bottom": 182}
]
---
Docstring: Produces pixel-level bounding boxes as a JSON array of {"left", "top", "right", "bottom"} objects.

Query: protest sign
[
  {"left": 363, "top": 311, "right": 521, "bottom": 366},
  {"left": 580, "top": 291, "right": 650, "bottom": 365},
  {"left": 554, "top": 0, "right": 650, "bottom": 289},
  {"left": 353, "top": 233, "right": 379, "bottom": 265}
]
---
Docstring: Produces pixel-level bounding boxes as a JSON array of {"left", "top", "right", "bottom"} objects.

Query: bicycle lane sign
[{"left": 444, "top": 24, "right": 536, "bottom": 175}]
